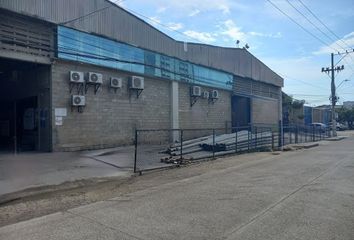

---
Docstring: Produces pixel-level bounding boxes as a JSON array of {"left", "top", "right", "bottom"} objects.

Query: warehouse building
[{"left": 0, "top": 0, "right": 283, "bottom": 152}]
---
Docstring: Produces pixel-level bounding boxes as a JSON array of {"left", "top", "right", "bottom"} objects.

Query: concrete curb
[
  {"left": 0, "top": 175, "right": 131, "bottom": 206},
  {"left": 325, "top": 136, "right": 347, "bottom": 141},
  {"left": 283, "top": 143, "right": 319, "bottom": 151}
]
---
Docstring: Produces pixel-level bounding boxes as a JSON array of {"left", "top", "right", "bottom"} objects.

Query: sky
[{"left": 113, "top": 0, "right": 354, "bottom": 106}]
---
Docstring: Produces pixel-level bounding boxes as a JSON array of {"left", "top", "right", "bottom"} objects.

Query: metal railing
[
  {"left": 281, "top": 125, "right": 331, "bottom": 146},
  {"left": 133, "top": 125, "right": 275, "bottom": 173},
  {"left": 132, "top": 123, "right": 332, "bottom": 173}
]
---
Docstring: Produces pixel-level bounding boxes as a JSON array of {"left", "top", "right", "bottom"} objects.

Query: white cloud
[
  {"left": 313, "top": 31, "right": 354, "bottom": 55},
  {"left": 218, "top": 5, "right": 230, "bottom": 14},
  {"left": 183, "top": 30, "right": 217, "bottom": 43},
  {"left": 248, "top": 31, "right": 282, "bottom": 38},
  {"left": 220, "top": 20, "right": 246, "bottom": 42},
  {"left": 167, "top": 22, "right": 184, "bottom": 31},
  {"left": 156, "top": 7, "right": 167, "bottom": 13},
  {"left": 139, "top": 0, "right": 245, "bottom": 16},
  {"left": 189, "top": 9, "right": 200, "bottom": 17}
]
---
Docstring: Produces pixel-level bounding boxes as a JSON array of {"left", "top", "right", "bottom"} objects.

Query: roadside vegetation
[{"left": 337, "top": 107, "right": 354, "bottom": 129}]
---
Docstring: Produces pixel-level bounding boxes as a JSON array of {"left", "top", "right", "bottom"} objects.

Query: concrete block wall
[
  {"left": 252, "top": 97, "right": 279, "bottom": 126},
  {"left": 51, "top": 60, "right": 233, "bottom": 151},
  {"left": 178, "top": 84, "right": 232, "bottom": 139},
  {"left": 51, "top": 60, "right": 171, "bottom": 151}
]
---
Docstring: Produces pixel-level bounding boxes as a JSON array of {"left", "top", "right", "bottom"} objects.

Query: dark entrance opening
[
  {"left": 231, "top": 95, "right": 251, "bottom": 128},
  {"left": 0, "top": 58, "right": 51, "bottom": 153}
]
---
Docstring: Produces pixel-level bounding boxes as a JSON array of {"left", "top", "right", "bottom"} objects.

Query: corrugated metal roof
[{"left": 0, "top": 0, "right": 283, "bottom": 87}]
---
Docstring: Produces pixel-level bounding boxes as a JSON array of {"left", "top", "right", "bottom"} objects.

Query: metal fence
[
  {"left": 134, "top": 125, "right": 276, "bottom": 174},
  {"left": 281, "top": 125, "right": 331, "bottom": 146},
  {"left": 133, "top": 123, "right": 332, "bottom": 173}
]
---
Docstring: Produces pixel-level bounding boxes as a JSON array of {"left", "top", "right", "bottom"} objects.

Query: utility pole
[{"left": 321, "top": 53, "right": 344, "bottom": 137}]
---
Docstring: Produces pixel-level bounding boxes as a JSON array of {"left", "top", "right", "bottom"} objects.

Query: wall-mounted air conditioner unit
[
  {"left": 70, "top": 71, "right": 84, "bottom": 83},
  {"left": 71, "top": 95, "right": 86, "bottom": 106},
  {"left": 87, "top": 72, "right": 103, "bottom": 84},
  {"left": 210, "top": 90, "right": 220, "bottom": 99},
  {"left": 110, "top": 77, "right": 123, "bottom": 88},
  {"left": 202, "top": 91, "right": 210, "bottom": 99},
  {"left": 129, "top": 76, "right": 144, "bottom": 90},
  {"left": 191, "top": 86, "right": 202, "bottom": 97}
]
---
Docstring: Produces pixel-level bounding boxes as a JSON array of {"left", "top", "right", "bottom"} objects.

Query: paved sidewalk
[
  {"left": 0, "top": 143, "right": 178, "bottom": 197},
  {"left": 0, "top": 151, "right": 130, "bottom": 196},
  {"left": 1, "top": 136, "right": 353, "bottom": 240}
]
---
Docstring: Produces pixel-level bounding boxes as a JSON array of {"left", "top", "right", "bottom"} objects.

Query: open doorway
[
  {"left": 0, "top": 58, "right": 51, "bottom": 152},
  {"left": 231, "top": 95, "right": 251, "bottom": 128}
]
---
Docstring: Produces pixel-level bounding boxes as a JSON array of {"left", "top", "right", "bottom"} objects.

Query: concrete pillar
[{"left": 171, "top": 81, "right": 179, "bottom": 142}]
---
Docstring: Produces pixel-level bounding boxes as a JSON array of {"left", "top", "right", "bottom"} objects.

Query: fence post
[
  {"left": 255, "top": 126, "right": 258, "bottom": 150},
  {"left": 272, "top": 131, "right": 275, "bottom": 150},
  {"left": 235, "top": 129, "right": 238, "bottom": 153},
  {"left": 312, "top": 126, "right": 315, "bottom": 142},
  {"left": 180, "top": 130, "right": 183, "bottom": 161},
  {"left": 290, "top": 127, "right": 292, "bottom": 144},
  {"left": 212, "top": 129, "right": 216, "bottom": 159},
  {"left": 134, "top": 129, "right": 138, "bottom": 173},
  {"left": 248, "top": 127, "right": 250, "bottom": 152},
  {"left": 278, "top": 120, "right": 282, "bottom": 148},
  {"left": 295, "top": 126, "right": 298, "bottom": 144}
]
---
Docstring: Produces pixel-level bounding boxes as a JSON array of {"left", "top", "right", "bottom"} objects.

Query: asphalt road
[{"left": 1, "top": 137, "right": 354, "bottom": 240}]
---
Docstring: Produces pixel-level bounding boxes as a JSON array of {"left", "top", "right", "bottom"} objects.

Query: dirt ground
[{"left": 0, "top": 152, "right": 274, "bottom": 227}]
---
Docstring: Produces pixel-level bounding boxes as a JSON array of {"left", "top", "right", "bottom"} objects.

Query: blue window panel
[
  {"left": 144, "top": 51, "right": 157, "bottom": 76},
  {"left": 176, "top": 60, "right": 194, "bottom": 83},
  {"left": 193, "top": 65, "right": 233, "bottom": 89},
  {"left": 159, "top": 55, "right": 175, "bottom": 80},
  {"left": 58, "top": 26, "right": 144, "bottom": 74},
  {"left": 57, "top": 26, "right": 232, "bottom": 90}
]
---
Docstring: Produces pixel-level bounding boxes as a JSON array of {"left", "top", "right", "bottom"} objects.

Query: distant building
[{"left": 343, "top": 101, "right": 354, "bottom": 109}]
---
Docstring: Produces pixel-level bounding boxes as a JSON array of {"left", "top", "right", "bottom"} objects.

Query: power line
[
  {"left": 280, "top": 73, "right": 329, "bottom": 91},
  {"left": 268, "top": 0, "right": 354, "bottom": 88},
  {"left": 285, "top": 0, "right": 343, "bottom": 52},
  {"left": 122, "top": 7, "right": 207, "bottom": 44},
  {"left": 61, "top": 0, "right": 125, "bottom": 25},
  {"left": 295, "top": 0, "right": 354, "bottom": 73},
  {"left": 61, "top": 1, "right": 208, "bottom": 45},
  {"left": 266, "top": 0, "right": 338, "bottom": 52},
  {"left": 297, "top": 0, "right": 354, "bottom": 50},
  {"left": 289, "top": 94, "right": 330, "bottom": 97}
]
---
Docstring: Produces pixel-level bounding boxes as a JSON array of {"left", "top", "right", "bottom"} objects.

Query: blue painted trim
[{"left": 57, "top": 26, "right": 233, "bottom": 90}]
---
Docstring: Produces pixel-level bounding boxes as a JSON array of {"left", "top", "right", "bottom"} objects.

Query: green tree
[
  {"left": 282, "top": 93, "right": 305, "bottom": 124},
  {"left": 337, "top": 107, "right": 354, "bottom": 129}
]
